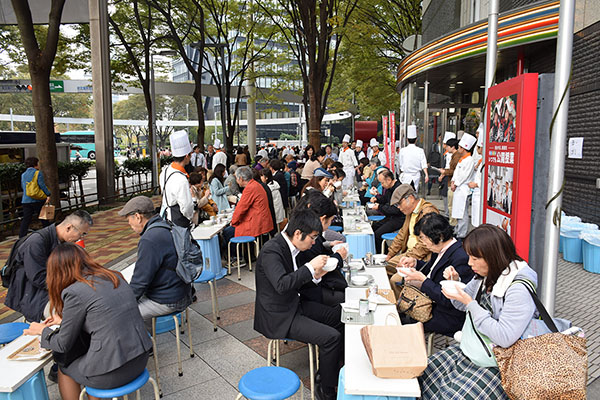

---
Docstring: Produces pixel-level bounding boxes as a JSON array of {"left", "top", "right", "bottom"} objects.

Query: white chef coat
[
  {"left": 370, "top": 149, "right": 386, "bottom": 167},
  {"left": 451, "top": 154, "right": 475, "bottom": 219},
  {"left": 159, "top": 165, "right": 194, "bottom": 224},
  {"left": 212, "top": 150, "right": 227, "bottom": 169},
  {"left": 471, "top": 154, "right": 483, "bottom": 227},
  {"left": 398, "top": 144, "right": 427, "bottom": 191},
  {"left": 339, "top": 147, "right": 358, "bottom": 187}
]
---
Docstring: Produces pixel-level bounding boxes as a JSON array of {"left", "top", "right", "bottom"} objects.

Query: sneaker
[{"left": 47, "top": 363, "right": 58, "bottom": 383}]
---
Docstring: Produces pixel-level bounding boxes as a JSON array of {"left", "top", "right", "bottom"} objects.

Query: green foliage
[
  {"left": 160, "top": 155, "right": 174, "bottom": 167},
  {"left": 0, "top": 161, "right": 93, "bottom": 192},
  {"left": 122, "top": 158, "right": 153, "bottom": 174},
  {"left": 279, "top": 133, "right": 299, "bottom": 140}
]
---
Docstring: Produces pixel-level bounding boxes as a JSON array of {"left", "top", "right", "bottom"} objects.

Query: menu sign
[{"left": 483, "top": 74, "right": 538, "bottom": 261}]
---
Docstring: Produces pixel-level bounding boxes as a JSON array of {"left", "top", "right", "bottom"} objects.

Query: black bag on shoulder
[{"left": 1, "top": 231, "right": 52, "bottom": 288}]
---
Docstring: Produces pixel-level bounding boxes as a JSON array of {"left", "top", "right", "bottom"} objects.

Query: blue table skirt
[
  {"left": 336, "top": 367, "right": 416, "bottom": 400},
  {"left": 0, "top": 369, "right": 49, "bottom": 400},
  {"left": 196, "top": 236, "right": 228, "bottom": 280},
  {"left": 343, "top": 233, "right": 375, "bottom": 259}
]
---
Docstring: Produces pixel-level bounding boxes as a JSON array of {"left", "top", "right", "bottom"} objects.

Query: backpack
[
  {"left": 147, "top": 218, "right": 203, "bottom": 284},
  {"left": 1, "top": 230, "right": 52, "bottom": 288},
  {"left": 25, "top": 170, "right": 47, "bottom": 200}
]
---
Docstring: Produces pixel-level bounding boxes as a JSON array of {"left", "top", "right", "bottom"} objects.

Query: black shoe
[
  {"left": 315, "top": 384, "right": 336, "bottom": 400},
  {"left": 47, "top": 363, "right": 58, "bottom": 383}
]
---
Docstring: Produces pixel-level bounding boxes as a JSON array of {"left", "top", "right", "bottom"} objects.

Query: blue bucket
[
  {"left": 562, "top": 235, "right": 583, "bottom": 263},
  {"left": 582, "top": 235, "right": 600, "bottom": 274},
  {"left": 559, "top": 235, "right": 564, "bottom": 253}
]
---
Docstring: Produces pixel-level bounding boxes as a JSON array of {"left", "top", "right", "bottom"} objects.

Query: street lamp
[
  {"left": 191, "top": 41, "right": 227, "bottom": 150},
  {"left": 150, "top": 49, "right": 178, "bottom": 192}
]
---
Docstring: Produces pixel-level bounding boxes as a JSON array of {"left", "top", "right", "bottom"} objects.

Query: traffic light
[{"left": 16, "top": 84, "right": 32, "bottom": 91}]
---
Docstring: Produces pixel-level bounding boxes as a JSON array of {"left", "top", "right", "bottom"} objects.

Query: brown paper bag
[
  {"left": 360, "top": 321, "right": 428, "bottom": 379},
  {"left": 39, "top": 204, "right": 55, "bottom": 220}
]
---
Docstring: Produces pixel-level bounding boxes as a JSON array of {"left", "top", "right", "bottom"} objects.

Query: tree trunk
[
  {"left": 193, "top": 82, "right": 206, "bottom": 151},
  {"left": 308, "top": 79, "right": 323, "bottom": 149},
  {"left": 31, "top": 74, "right": 60, "bottom": 208}
]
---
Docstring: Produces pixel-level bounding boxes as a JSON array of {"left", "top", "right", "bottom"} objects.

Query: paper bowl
[
  {"left": 324, "top": 257, "right": 338, "bottom": 272},
  {"left": 440, "top": 280, "right": 466, "bottom": 294},
  {"left": 372, "top": 254, "right": 387, "bottom": 264},
  {"left": 367, "top": 203, "right": 376, "bottom": 208},
  {"left": 351, "top": 275, "right": 369, "bottom": 286},
  {"left": 202, "top": 220, "right": 213, "bottom": 226},
  {"left": 396, "top": 267, "right": 413, "bottom": 277},
  {"left": 348, "top": 261, "right": 363, "bottom": 270}
]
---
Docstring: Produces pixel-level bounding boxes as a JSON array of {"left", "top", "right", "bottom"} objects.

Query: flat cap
[
  {"left": 390, "top": 184, "right": 417, "bottom": 206},
  {"left": 118, "top": 196, "right": 156, "bottom": 216}
]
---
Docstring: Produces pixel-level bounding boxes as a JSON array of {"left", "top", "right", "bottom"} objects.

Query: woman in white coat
[
  {"left": 451, "top": 133, "right": 477, "bottom": 239},
  {"left": 469, "top": 124, "right": 485, "bottom": 227}
]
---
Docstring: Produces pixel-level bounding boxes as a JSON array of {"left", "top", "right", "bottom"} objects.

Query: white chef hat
[
  {"left": 170, "top": 130, "right": 193, "bottom": 157},
  {"left": 458, "top": 133, "right": 477, "bottom": 151},
  {"left": 407, "top": 125, "right": 417, "bottom": 139},
  {"left": 356, "top": 139, "right": 363, "bottom": 148},
  {"left": 443, "top": 131, "right": 456, "bottom": 144},
  {"left": 477, "top": 129, "right": 484, "bottom": 147},
  {"left": 395, "top": 141, "right": 401, "bottom": 148},
  {"left": 370, "top": 138, "right": 378, "bottom": 147},
  {"left": 214, "top": 138, "right": 221, "bottom": 149},
  {"left": 342, "top": 134, "right": 351, "bottom": 143}
]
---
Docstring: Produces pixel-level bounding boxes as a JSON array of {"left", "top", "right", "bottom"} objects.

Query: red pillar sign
[
  {"left": 382, "top": 116, "right": 389, "bottom": 168},
  {"left": 483, "top": 73, "right": 538, "bottom": 261},
  {"left": 390, "top": 111, "right": 396, "bottom": 172}
]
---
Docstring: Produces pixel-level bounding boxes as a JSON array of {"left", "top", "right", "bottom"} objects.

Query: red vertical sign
[
  {"left": 390, "top": 111, "right": 396, "bottom": 172},
  {"left": 483, "top": 73, "right": 538, "bottom": 262},
  {"left": 382, "top": 116, "right": 390, "bottom": 168}
]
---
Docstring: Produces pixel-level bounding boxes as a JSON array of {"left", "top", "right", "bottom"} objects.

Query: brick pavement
[{"left": 0, "top": 196, "right": 161, "bottom": 322}]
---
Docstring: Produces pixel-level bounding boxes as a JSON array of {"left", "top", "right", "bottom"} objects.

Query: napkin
[{"left": 341, "top": 300, "right": 377, "bottom": 312}]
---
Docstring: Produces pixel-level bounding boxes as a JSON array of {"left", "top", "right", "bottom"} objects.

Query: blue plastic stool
[
  {"left": 236, "top": 366, "right": 302, "bottom": 400},
  {"left": 79, "top": 368, "right": 160, "bottom": 400},
  {"left": 228, "top": 236, "right": 258, "bottom": 280},
  {"left": 329, "top": 225, "right": 343, "bottom": 232},
  {"left": 267, "top": 339, "right": 318, "bottom": 400},
  {"left": 368, "top": 215, "right": 385, "bottom": 223},
  {"left": 193, "top": 268, "right": 220, "bottom": 331},
  {"left": 0, "top": 322, "right": 29, "bottom": 345},
  {"left": 381, "top": 232, "right": 398, "bottom": 254},
  {"left": 152, "top": 308, "right": 193, "bottom": 385}
]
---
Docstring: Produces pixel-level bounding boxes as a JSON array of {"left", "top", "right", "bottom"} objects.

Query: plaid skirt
[{"left": 418, "top": 344, "right": 509, "bottom": 400}]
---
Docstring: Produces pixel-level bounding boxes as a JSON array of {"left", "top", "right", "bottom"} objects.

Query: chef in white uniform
[
  {"left": 339, "top": 133, "right": 358, "bottom": 187},
  {"left": 450, "top": 133, "right": 477, "bottom": 238},
  {"left": 368, "top": 138, "right": 386, "bottom": 166},
  {"left": 469, "top": 125, "right": 485, "bottom": 227},
  {"left": 397, "top": 125, "right": 428, "bottom": 191},
  {"left": 212, "top": 138, "right": 228, "bottom": 170},
  {"left": 355, "top": 139, "right": 366, "bottom": 161}
]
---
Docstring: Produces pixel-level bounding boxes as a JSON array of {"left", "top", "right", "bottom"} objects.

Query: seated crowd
[{"left": 6, "top": 129, "right": 543, "bottom": 400}]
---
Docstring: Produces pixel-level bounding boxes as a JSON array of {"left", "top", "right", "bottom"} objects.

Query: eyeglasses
[
  {"left": 72, "top": 225, "right": 88, "bottom": 239},
  {"left": 308, "top": 234, "right": 319, "bottom": 241}
]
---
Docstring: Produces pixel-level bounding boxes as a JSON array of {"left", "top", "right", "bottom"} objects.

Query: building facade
[{"left": 397, "top": 0, "right": 600, "bottom": 224}]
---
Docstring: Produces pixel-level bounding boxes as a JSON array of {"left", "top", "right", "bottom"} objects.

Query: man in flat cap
[
  {"left": 120, "top": 196, "right": 193, "bottom": 324},
  {"left": 384, "top": 184, "right": 439, "bottom": 277}
]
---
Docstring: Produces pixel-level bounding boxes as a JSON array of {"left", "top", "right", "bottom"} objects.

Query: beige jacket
[{"left": 387, "top": 200, "right": 439, "bottom": 266}]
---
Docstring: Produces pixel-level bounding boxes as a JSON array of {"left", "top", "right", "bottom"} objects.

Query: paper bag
[
  {"left": 39, "top": 204, "right": 55, "bottom": 220},
  {"left": 360, "top": 322, "right": 428, "bottom": 379}
]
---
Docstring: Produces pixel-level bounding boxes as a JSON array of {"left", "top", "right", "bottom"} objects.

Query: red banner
[
  {"left": 483, "top": 73, "right": 538, "bottom": 261},
  {"left": 390, "top": 111, "right": 396, "bottom": 172},
  {"left": 382, "top": 116, "right": 389, "bottom": 168}
]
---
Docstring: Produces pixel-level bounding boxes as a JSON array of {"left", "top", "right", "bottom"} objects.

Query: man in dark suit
[
  {"left": 269, "top": 159, "right": 289, "bottom": 210},
  {"left": 254, "top": 209, "right": 343, "bottom": 400}
]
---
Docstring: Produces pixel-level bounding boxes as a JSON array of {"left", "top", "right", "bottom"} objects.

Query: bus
[{"left": 60, "top": 131, "right": 121, "bottom": 159}]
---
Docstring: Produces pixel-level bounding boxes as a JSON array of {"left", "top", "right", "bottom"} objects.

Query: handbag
[
  {"left": 25, "top": 170, "right": 47, "bottom": 200},
  {"left": 493, "top": 281, "right": 587, "bottom": 400},
  {"left": 459, "top": 281, "right": 498, "bottom": 367},
  {"left": 396, "top": 281, "right": 433, "bottom": 323}
]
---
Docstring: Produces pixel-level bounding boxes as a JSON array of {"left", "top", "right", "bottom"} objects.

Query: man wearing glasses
[{"left": 254, "top": 209, "right": 343, "bottom": 400}]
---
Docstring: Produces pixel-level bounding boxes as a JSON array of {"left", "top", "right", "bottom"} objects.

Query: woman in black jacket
[{"left": 396, "top": 213, "right": 474, "bottom": 336}]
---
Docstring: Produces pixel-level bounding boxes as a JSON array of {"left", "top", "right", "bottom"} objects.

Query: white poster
[{"left": 400, "top": 88, "right": 408, "bottom": 147}]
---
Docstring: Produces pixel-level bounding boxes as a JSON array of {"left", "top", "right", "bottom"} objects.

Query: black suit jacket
[
  {"left": 296, "top": 235, "right": 347, "bottom": 302},
  {"left": 273, "top": 170, "right": 289, "bottom": 209},
  {"left": 254, "top": 233, "right": 315, "bottom": 339},
  {"left": 378, "top": 181, "right": 403, "bottom": 218},
  {"left": 416, "top": 241, "right": 474, "bottom": 336}
]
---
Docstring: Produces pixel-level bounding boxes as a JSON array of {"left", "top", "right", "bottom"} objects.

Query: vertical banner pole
[
  {"left": 541, "top": 0, "right": 576, "bottom": 315},
  {"left": 382, "top": 116, "right": 388, "bottom": 168}
]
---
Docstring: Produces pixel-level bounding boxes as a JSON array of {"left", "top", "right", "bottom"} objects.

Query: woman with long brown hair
[
  {"left": 418, "top": 224, "right": 538, "bottom": 399},
  {"left": 24, "top": 243, "right": 152, "bottom": 400}
]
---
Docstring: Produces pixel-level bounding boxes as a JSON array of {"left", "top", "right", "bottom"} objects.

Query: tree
[
  {"left": 145, "top": 0, "right": 208, "bottom": 150},
  {"left": 10, "top": 0, "right": 66, "bottom": 207},
  {"left": 195, "top": 0, "right": 277, "bottom": 151},
  {"left": 260, "top": 0, "right": 359, "bottom": 149}
]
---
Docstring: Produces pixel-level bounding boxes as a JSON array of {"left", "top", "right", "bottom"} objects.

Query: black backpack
[{"left": 1, "top": 230, "right": 52, "bottom": 288}]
